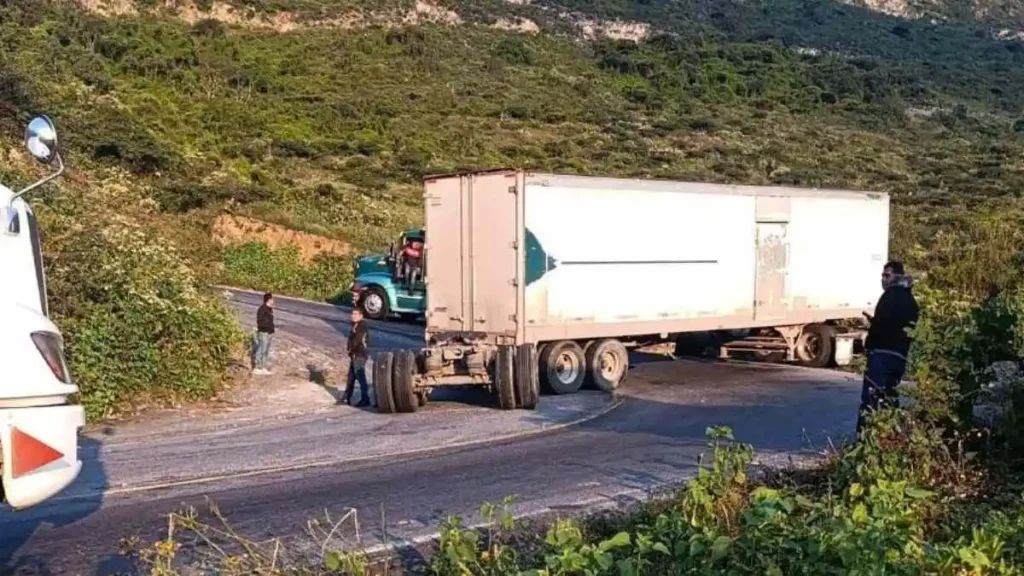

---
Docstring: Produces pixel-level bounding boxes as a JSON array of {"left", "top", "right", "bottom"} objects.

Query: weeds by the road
[
  {"left": 133, "top": 414, "right": 1024, "bottom": 575},
  {"left": 139, "top": 501, "right": 373, "bottom": 575}
]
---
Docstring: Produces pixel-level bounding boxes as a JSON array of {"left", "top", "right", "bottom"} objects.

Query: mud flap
[{"left": 1, "top": 404, "right": 85, "bottom": 509}]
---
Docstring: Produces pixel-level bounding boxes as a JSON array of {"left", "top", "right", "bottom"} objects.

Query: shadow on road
[
  {"left": 0, "top": 437, "right": 117, "bottom": 575},
  {"left": 308, "top": 363, "right": 346, "bottom": 405}
]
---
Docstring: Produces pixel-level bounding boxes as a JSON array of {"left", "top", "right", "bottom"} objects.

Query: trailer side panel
[
  {"left": 520, "top": 174, "right": 888, "bottom": 343},
  {"left": 522, "top": 177, "right": 757, "bottom": 334}
]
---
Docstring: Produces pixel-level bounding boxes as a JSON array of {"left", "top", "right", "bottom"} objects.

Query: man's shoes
[
  {"left": 252, "top": 368, "right": 271, "bottom": 376},
  {"left": 355, "top": 399, "right": 371, "bottom": 408}
]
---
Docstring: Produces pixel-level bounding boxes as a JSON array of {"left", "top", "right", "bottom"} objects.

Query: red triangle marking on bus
[{"left": 11, "top": 427, "right": 63, "bottom": 478}]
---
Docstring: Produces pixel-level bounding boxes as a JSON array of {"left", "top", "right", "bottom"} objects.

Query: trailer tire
[
  {"left": 392, "top": 350, "right": 419, "bottom": 413},
  {"left": 795, "top": 324, "right": 834, "bottom": 368},
  {"left": 540, "top": 340, "right": 586, "bottom": 395},
  {"left": 361, "top": 286, "right": 390, "bottom": 321},
  {"left": 373, "top": 352, "right": 396, "bottom": 414},
  {"left": 495, "top": 345, "right": 516, "bottom": 410},
  {"left": 514, "top": 344, "right": 540, "bottom": 410},
  {"left": 586, "top": 339, "right": 629, "bottom": 392}
]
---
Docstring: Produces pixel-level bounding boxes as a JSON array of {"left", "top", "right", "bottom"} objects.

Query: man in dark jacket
[
  {"left": 254, "top": 292, "right": 275, "bottom": 375},
  {"left": 857, "top": 261, "right": 920, "bottom": 434},
  {"left": 343, "top": 307, "right": 372, "bottom": 407}
]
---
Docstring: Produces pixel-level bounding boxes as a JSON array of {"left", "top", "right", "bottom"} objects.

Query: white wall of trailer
[
  {"left": 523, "top": 180, "right": 757, "bottom": 325},
  {"left": 785, "top": 195, "right": 888, "bottom": 313},
  {"left": 521, "top": 174, "right": 888, "bottom": 331}
]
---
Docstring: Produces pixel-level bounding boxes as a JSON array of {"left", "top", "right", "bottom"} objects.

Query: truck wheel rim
[
  {"left": 799, "top": 333, "right": 821, "bottom": 359},
  {"left": 364, "top": 294, "right": 383, "bottom": 315},
  {"left": 555, "top": 352, "right": 580, "bottom": 383},
  {"left": 599, "top": 350, "right": 622, "bottom": 381}
]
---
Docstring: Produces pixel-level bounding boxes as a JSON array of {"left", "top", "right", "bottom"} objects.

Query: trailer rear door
[{"left": 424, "top": 171, "right": 520, "bottom": 340}]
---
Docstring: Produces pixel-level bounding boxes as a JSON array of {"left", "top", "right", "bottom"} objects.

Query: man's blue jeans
[
  {"left": 345, "top": 357, "right": 370, "bottom": 404},
  {"left": 254, "top": 332, "right": 273, "bottom": 370},
  {"left": 857, "top": 350, "right": 907, "bottom": 434}
]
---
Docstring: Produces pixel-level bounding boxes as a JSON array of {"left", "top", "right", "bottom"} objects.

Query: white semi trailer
[
  {"left": 371, "top": 170, "right": 888, "bottom": 413},
  {"left": 1, "top": 117, "right": 85, "bottom": 509}
]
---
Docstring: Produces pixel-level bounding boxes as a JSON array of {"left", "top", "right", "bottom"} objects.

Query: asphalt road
[{"left": 0, "top": 292, "right": 862, "bottom": 575}]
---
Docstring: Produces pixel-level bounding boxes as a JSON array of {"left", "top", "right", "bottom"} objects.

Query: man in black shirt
[
  {"left": 254, "top": 292, "right": 275, "bottom": 375},
  {"left": 857, "top": 261, "right": 920, "bottom": 435},
  {"left": 343, "top": 307, "right": 372, "bottom": 407}
]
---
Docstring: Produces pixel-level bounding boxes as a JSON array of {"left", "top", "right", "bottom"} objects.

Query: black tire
[
  {"left": 392, "top": 350, "right": 419, "bottom": 413},
  {"left": 373, "top": 352, "right": 396, "bottom": 414},
  {"left": 585, "top": 339, "right": 629, "bottom": 392},
  {"left": 360, "top": 286, "right": 390, "bottom": 321},
  {"left": 795, "top": 324, "right": 834, "bottom": 368},
  {"left": 539, "top": 340, "right": 586, "bottom": 395},
  {"left": 514, "top": 344, "right": 540, "bottom": 410},
  {"left": 582, "top": 340, "right": 598, "bottom": 363},
  {"left": 495, "top": 345, "right": 516, "bottom": 410}
]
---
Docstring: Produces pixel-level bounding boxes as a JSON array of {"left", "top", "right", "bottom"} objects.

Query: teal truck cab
[{"left": 350, "top": 228, "right": 426, "bottom": 321}]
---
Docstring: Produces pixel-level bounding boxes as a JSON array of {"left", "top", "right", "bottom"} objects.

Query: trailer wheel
[
  {"left": 795, "top": 324, "right": 834, "bottom": 368},
  {"left": 540, "top": 340, "right": 586, "bottom": 395},
  {"left": 514, "top": 344, "right": 540, "bottom": 410},
  {"left": 392, "top": 350, "right": 419, "bottom": 413},
  {"left": 586, "top": 339, "right": 629, "bottom": 392},
  {"left": 360, "top": 286, "right": 389, "bottom": 321},
  {"left": 494, "top": 345, "right": 517, "bottom": 410},
  {"left": 373, "top": 352, "right": 396, "bottom": 414}
]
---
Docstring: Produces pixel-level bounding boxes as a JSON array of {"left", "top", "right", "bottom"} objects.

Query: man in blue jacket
[{"left": 857, "top": 261, "right": 919, "bottom": 435}]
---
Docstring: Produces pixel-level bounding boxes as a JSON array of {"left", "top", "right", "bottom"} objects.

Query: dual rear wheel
[
  {"left": 539, "top": 339, "right": 629, "bottom": 395},
  {"left": 494, "top": 344, "right": 541, "bottom": 410},
  {"left": 374, "top": 351, "right": 425, "bottom": 414}
]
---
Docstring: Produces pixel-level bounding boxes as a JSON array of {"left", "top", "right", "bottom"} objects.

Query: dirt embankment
[{"left": 212, "top": 214, "right": 351, "bottom": 263}]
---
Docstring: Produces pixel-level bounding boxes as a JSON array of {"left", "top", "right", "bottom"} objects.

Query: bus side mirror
[
  {"left": 7, "top": 116, "right": 65, "bottom": 235},
  {"left": 26, "top": 116, "right": 59, "bottom": 165}
]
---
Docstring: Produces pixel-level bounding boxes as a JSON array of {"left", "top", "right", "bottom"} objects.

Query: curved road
[{"left": 0, "top": 292, "right": 862, "bottom": 575}]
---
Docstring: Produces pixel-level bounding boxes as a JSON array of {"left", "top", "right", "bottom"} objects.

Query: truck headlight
[{"left": 31, "top": 331, "right": 71, "bottom": 384}]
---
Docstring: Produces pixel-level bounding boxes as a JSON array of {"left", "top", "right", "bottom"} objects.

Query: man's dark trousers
[
  {"left": 344, "top": 357, "right": 370, "bottom": 405},
  {"left": 856, "top": 350, "right": 907, "bottom": 434}
]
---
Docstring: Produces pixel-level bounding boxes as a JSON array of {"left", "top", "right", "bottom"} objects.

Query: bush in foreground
[{"left": 37, "top": 171, "right": 244, "bottom": 420}]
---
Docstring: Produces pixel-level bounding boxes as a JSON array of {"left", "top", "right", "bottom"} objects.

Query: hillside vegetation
[{"left": 4, "top": 0, "right": 1024, "bottom": 416}]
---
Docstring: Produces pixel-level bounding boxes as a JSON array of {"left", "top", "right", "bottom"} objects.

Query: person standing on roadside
[
  {"left": 343, "top": 307, "right": 372, "bottom": 407},
  {"left": 857, "top": 261, "right": 919, "bottom": 435},
  {"left": 254, "top": 292, "right": 275, "bottom": 376}
]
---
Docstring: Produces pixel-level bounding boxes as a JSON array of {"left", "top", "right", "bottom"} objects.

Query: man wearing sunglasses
[{"left": 857, "top": 260, "right": 919, "bottom": 435}]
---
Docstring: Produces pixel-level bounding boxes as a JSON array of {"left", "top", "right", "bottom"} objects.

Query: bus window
[{"left": 25, "top": 206, "right": 49, "bottom": 318}]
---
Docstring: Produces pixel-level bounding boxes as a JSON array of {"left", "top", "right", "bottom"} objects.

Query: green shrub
[
  {"left": 221, "top": 241, "right": 354, "bottom": 302},
  {"left": 908, "top": 284, "right": 1024, "bottom": 428},
  {"left": 36, "top": 175, "right": 243, "bottom": 420}
]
